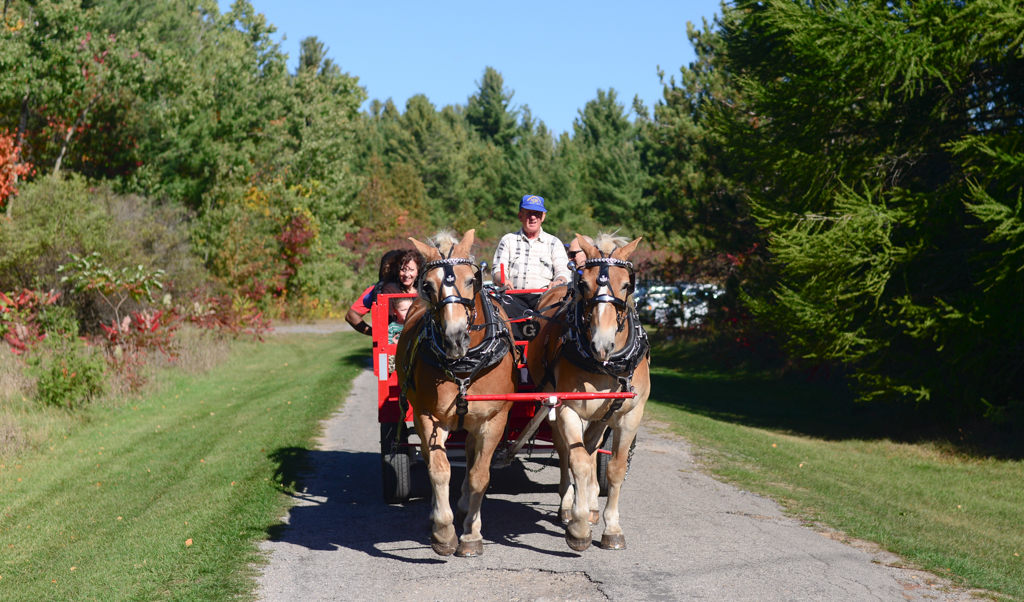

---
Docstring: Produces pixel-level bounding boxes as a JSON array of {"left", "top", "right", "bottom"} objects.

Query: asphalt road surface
[{"left": 255, "top": 363, "right": 980, "bottom": 602}]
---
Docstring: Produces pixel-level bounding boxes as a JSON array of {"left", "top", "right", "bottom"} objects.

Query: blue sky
[{"left": 218, "top": 1, "right": 726, "bottom": 135}]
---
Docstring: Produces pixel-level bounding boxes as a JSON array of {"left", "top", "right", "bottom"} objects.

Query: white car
[{"left": 636, "top": 283, "right": 724, "bottom": 327}]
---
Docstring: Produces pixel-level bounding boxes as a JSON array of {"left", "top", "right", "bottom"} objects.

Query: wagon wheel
[
  {"left": 381, "top": 423, "right": 412, "bottom": 504},
  {"left": 380, "top": 422, "right": 413, "bottom": 457},
  {"left": 596, "top": 430, "right": 637, "bottom": 497},
  {"left": 381, "top": 452, "right": 411, "bottom": 504},
  {"left": 596, "top": 430, "right": 612, "bottom": 497}
]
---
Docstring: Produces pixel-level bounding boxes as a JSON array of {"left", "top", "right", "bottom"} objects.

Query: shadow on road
[{"left": 265, "top": 447, "right": 574, "bottom": 563}]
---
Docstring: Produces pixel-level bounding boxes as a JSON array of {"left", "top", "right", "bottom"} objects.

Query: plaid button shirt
[{"left": 492, "top": 228, "right": 571, "bottom": 289}]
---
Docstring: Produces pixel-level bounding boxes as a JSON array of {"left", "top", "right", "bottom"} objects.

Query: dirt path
[
  {"left": 254, "top": 361, "right": 980, "bottom": 602},
  {"left": 269, "top": 321, "right": 354, "bottom": 335}
]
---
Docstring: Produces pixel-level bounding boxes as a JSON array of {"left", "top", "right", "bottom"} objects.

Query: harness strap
[
  {"left": 416, "top": 293, "right": 513, "bottom": 431},
  {"left": 558, "top": 304, "right": 649, "bottom": 423}
]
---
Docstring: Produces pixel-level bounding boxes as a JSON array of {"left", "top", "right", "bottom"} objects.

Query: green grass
[
  {"left": 647, "top": 340, "right": 1024, "bottom": 600},
  {"left": 0, "top": 332, "right": 370, "bottom": 601}
]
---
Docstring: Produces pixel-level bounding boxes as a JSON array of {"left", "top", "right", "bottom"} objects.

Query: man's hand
[{"left": 548, "top": 276, "right": 567, "bottom": 289}]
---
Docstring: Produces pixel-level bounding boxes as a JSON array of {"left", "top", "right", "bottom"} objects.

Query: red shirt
[{"left": 349, "top": 284, "right": 376, "bottom": 316}]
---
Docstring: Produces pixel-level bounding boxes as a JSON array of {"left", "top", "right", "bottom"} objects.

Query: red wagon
[{"left": 372, "top": 289, "right": 634, "bottom": 503}]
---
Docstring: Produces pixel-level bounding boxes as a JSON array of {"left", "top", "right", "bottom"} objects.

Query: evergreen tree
[
  {"left": 638, "top": 14, "right": 755, "bottom": 265},
  {"left": 573, "top": 88, "right": 645, "bottom": 228},
  {"left": 465, "top": 66, "right": 519, "bottom": 148},
  {"left": 720, "top": 0, "right": 1024, "bottom": 418}
]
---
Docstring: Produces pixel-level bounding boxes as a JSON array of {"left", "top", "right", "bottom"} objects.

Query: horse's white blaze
[{"left": 590, "top": 299, "right": 618, "bottom": 360}]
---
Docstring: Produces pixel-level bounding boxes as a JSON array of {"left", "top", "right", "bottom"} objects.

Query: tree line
[{"left": 1, "top": 0, "right": 1021, "bottom": 421}]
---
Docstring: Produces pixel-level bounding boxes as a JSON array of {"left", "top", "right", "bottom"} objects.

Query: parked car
[{"left": 636, "top": 282, "right": 724, "bottom": 327}]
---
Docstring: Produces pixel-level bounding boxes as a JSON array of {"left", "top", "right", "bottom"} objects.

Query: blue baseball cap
[{"left": 519, "top": 195, "right": 547, "bottom": 212}]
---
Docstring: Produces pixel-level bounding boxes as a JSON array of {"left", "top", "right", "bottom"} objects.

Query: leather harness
[
  {"left": 401, "top": 255, "right": 513, "bottom": 431},
  {"left": 536, "top": 254, "right": 650, "bottom": 422}
]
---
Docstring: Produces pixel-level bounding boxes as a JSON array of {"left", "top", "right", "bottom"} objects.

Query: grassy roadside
[
  {"left": 0, "top": 332, "right": 370, "bottom": 601},
  {"left": 646, "top": 341, "right": 1024, "bottom": 600}
]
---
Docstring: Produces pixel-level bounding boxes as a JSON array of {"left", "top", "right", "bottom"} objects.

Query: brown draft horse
[
  {"left": 527, "top": 233, "right": 650, "bottom": 551},
  {"left": 395, "top": 229, "right": 517, "bottom": 557}
]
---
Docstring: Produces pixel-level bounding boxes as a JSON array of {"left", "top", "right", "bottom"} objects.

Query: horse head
[
  {"left": 575, "top": 233, "right": 642, "bottom": 361},
  {"left": 410, "top": 229, "right": 480, "bottom": 359}
]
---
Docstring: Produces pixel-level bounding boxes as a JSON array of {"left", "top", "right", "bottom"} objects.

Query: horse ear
[
  {"left": 409, "top": 238, "right": 439, "bottom": 261},
  {"left": 455, "top": 229, "right": 476, "bottom": 257},
  {"left": 614, "top": 237, "right": 643, "bottom": 261},
  {"left": 576, "top": 233, "right": 597, "bottom": 259}
]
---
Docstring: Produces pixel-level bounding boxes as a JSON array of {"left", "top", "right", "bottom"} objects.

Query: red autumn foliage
[
  {"left": 339, "top": 229, "right": 418, "bottom": 276},
  {"left": 0, "top": 130, "right": 35, "bottom": 212},
  {"left": 0, "top": 290, "right": 61, "bottom": 355},
  {"left": 182, "top": 289, "right": 271, "bottom": 341},
  {"left": 275, "top": 212, "right": 316, "bottom": 294},
  {"left": 97, "top": 308, "right": 180, "bottom": 391}
]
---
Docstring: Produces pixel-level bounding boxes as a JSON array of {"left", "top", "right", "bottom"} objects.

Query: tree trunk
[
  {"left": 16, "top": 92, "right": 27, "bottom": 150},
  {"left": 53, "top": 95, "right": 98, "bottom": 176}
]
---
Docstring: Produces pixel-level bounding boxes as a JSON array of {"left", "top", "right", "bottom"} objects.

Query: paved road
[{"left": 255, "top": 366, "right": 977, "bottom": 602}]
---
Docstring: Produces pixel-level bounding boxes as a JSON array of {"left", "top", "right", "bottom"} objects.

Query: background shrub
[{"left": 29, "top": 337, "right": 106, "bottom": 410}]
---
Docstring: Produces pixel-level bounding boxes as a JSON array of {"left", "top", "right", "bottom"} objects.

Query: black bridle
[
  {"left": 419, "top": 256, "right": 481, "bottom": 325},
  {"left": 409, "top": 253, "right": 510, "bottom": 431},
  {"left": 573, "top": 256, "right": 636, "bottom": 332},
  {"left": 554, "top": 253, "right": 646, "bottom": 422}
]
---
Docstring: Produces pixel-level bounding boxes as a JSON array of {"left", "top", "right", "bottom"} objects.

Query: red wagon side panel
[{"left": 373, "top": 293, "right": 416, "bottom": 423}]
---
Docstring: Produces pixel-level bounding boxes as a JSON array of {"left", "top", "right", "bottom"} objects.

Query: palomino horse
[
  {"left": 527, "top": 233, "right": 650, "bottom": 551},
  {"left": 395, "top": 229, "right": 517, "bottom": 557}
]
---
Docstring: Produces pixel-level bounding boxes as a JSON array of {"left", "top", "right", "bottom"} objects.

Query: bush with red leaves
[
  {"left": 97, "top": 308, "right": 180, "bottom": 391},
  {"left": 181, "top": 290, "right": 271, "bottom": 341},
  {"left": 0, "top": 290, "right": 61, "bottom": 355}
]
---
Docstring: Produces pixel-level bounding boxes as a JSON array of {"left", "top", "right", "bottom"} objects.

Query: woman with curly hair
[{"left": 345, "top": 249, "right": 424, "bottom": 336}]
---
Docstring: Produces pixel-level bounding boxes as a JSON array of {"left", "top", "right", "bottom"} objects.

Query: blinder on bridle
[
  {"left": 419, "top": 256, "right": 482, "bottom": 320},
  {"left": 573, "top": 255, "right": 636, "bottom": 331}
]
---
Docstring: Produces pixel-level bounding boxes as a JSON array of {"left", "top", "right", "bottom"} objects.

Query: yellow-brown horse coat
[
  {"left": 395, "top": 230, "right": 517, "bottom": 557},
  {"left": 526, "top": 234, "right": 650, "bottom": 551}
]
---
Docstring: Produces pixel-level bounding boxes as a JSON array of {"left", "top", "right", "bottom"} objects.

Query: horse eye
[{"left": 464, "top": 277, "right": 475, "bottom": 289}]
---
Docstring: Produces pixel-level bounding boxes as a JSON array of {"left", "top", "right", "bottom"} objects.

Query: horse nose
[
  {"left": 590, "top": 335, "right": 615, "bottom": 361},
  {"left": 444, "top": 330, "right": 470, "bottom": 359}
]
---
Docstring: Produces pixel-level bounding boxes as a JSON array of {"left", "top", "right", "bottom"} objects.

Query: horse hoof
[
  {"left": 454, "top": 539, "right": 484, "bottom": 557},
  {"left": 599, "top": 533, "right": 627, "bottom": 550},
  {"left": 565, "top": 531, "right": 592, "bottom": 552},
  {"left": 589, "top": 510, "right": 600, "bottom": 525},
  {"left": 559, "top": 508, "right": 571, "bottom": 524},
  {"left": 431, "top": 531, "right": 458, "bottom": 556}
]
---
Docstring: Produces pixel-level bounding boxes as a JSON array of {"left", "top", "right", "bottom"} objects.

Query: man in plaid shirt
[{"left": 492, "top": 195, "right": 572, "bottom": 291}]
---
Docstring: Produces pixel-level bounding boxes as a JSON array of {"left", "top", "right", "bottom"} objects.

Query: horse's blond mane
[
  {"left": 427, "top": 229, "right": 476, "bottom": 261},
  {"left": 594, "top": 232, "right": 629, "bottom": 255},
  {"left": 428, "top": 229, "right": 460, "bottom": 255}
]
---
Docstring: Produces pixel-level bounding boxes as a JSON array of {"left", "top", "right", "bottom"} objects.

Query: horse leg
[
  {"left": 583, "top": 422, "right": 606, "bottom": 525},
  {"left": 455, "top": 415, "right": 506, "bottom": 557},
  {"left": 456, "top": 431, "right": 477, "bottom": 525},
  {"left": 558, "top": 407, "right": 593, "bottom": 551},
  {"left": 553, "top": 423, "right": 574, "bottom": 524},
  {"left": 418, "top": 414, "right": 457, "bottom": 556},
  {"left": 600, "top": 415, "right": 640, "bottom": 550}
]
